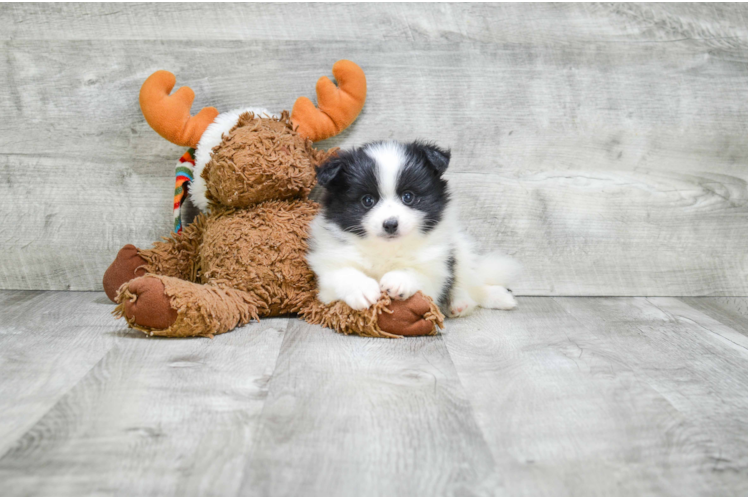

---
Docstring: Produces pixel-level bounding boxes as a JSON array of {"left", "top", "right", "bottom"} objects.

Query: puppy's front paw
[
  {"left": 343, "top": 277, "right": 382, "bottom": 310},
  {"left": 380, "top": 270, "right": 420, "bottom": 300}
]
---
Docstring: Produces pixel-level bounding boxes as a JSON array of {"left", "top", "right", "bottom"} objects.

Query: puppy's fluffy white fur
[{"left": 307, "top": 141, "right": 520, "bottom": 318}]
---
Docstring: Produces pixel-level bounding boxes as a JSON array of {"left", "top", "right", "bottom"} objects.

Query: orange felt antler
[
  {"left": 291, "top": 60, "right": 367, "bottom": 142},
  {"left": 139, "top": 71, "right": 220, "bottom": 148}
]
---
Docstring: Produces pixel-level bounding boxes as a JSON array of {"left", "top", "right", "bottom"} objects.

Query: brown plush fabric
[
  {"left": 103, "top": 244, "right": 148, "bottom": 302},
  {"left": 376, "top": 292, "right": 444, "bottom": 337},
  {"left": 203, "top": 112, "right": 322, "bottom": 208},
  {"left": 301, "top": 292, "right": 444, "bottom": 339},
  {"left": 110, "top": 110, "right": 444, "bottom": 339},
  {"left": 115, "top": 274, "right": 260, "bottom": 338},
  {"left": 139, "top": 214, "right": 207, "bottom": 283},
  {"left": 199, "top": 199, "right": 320, "bottom": 316},
  {"left": 116, "top": 275, "right": 178, "bottom": 331}
]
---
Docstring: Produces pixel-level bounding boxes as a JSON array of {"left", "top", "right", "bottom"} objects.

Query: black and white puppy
[{"left": 307, "top": 140, "right": 519, "bottom": 317}]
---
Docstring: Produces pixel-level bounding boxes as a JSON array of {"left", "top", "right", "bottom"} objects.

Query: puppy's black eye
[
  {"left": 401, "top": 191, "right": 415, "bottom": 205},
  {"left": 361, "top": 194, "right": 375, "bottom": 208}
]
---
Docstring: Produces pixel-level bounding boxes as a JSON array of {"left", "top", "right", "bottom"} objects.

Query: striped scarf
[{"left": 174, "top": 148, "right": 196, "bottom": 234}]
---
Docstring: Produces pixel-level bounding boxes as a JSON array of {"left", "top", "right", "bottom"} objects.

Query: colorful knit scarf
[{"left": 174, "top": 148, "right": 196, "bottom": 233}]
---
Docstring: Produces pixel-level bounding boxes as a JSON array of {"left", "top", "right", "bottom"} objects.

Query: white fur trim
[
  {"left": 190, "top": 107, "right": 277, "bottom": 212},
  {"left": 365, "top": 140, "right": 405, "bottom": 199}
]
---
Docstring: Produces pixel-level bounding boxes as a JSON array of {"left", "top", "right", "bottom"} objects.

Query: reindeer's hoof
[
  {"left": 122, "top": 276, "right": 178, "bottom": 331},
  {"left": 103, "top": 244, "right": 148, "bottom": 302},
  {"left": 377, "top": 292, "right": 438, "bottom": 337}
]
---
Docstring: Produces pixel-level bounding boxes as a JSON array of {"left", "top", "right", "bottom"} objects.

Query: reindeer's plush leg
[
  {"left": 103, "top": 215, "right": 207, "bottom": 302},
  {"left": 113, "top": 274, "right": 262, "bottom": 338},
  {"left": 103, "top": 244, "right": 148, "bottom": 302},
  {"left": 299, "top": 292, "right": 444, "bottom": 339}
]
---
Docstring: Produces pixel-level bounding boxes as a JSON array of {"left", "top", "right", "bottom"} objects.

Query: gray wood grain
[
  {"left": 443, "top": 297, "right": 748, "bottom": 495},
  {"left": 680, "top": 297, "right": 748, "bottom": 338},
  {"left": 2, "top": 291, "right": 748, "bottom": 495},
  {"left": 1, "top": 3, "right": 748, "bottom": 294},
  {"left": 0, "top": 291, "right": 287, "bottom": 496},
  {"left": 238, "top": 320, "right": 498, "bottom": 496},
  {"left": 0, "top": 292, "right": 120, "bottom": 456},
  {"left": 2, "top": 3, "right": 747, "bottom": 46},
  {"left": 553, "top": 297, "right": 748, "bottom": 494}
]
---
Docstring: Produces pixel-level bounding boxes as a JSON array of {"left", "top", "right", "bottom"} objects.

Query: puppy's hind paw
[
  {"left": 448, "top": 298, "right": 478, "bottom": 318},
  {"left": 479, "top": 286, "right": 517, "bottom": 310},
  {"left": 446, "top": 287, "right": 478, "bottom": 318}
]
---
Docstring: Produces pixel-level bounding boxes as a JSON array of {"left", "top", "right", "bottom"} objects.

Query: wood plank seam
[{"left": 0, "top": 339, "right": 118, "bottom": 460}]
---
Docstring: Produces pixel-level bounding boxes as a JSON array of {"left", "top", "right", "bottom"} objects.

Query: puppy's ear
[
  {"left": 415, "top": 141, "right": 451, "bottom": 176},
  {"left": 315, "top": 155, "right": 346, "bottom": 188}
]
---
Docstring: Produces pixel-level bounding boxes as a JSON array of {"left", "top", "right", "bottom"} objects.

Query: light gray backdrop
[{"left": 1, "top": 3, "right": 747, "bottom": 295}]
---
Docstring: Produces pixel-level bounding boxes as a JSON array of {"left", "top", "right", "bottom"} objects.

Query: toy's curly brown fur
[
  {"left": 105, "top": 67, "right": 444, "bottom": 339},
  {"left": 203, "top": 112, "right": 325, "bottom": 207}
]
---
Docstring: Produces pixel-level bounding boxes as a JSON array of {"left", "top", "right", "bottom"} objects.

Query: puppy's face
[{"left": 316, "top": 141, "right": 450, "bottom": 240}]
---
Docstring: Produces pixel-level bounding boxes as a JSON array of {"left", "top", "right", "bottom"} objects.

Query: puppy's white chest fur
[
  {"left": 353, "top": 232, "right": 450, "bottom": 283},
  {"left": 307, "top": 216, "right": 453, "bottom": 301}
]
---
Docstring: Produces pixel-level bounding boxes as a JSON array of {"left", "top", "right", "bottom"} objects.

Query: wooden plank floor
[{"left": 1, "top": 292, "right": 747, "bottom": 495}]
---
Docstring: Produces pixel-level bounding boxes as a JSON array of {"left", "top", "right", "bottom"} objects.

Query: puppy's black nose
[{"left": 383, "top": 218, "right": 399, "bottom": 234}]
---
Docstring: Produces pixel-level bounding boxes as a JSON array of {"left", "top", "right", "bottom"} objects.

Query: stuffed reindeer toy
[{"left": 103, "top": 60, "right": 443, "bottom": 338}]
